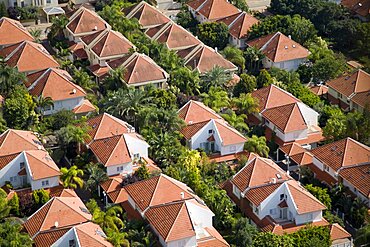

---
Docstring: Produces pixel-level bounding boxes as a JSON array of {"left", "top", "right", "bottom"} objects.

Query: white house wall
[
  {"left": 44, "top": 97, "right": 85, "bottom": 115},
  {"left": 31, "top": 176, "right": 60, "bottom": 190},
  {"left": 51, "top": 227, "right": 77, "bottom": 247},
  {"left": 167, "top": 236, "right": 197, "bottom": 247},
  {"left": 191, "top": 121, "right": 222, "bottom": 151},
  {"left": 263, "top": 57, "right": 305, "bottom": 71},
  {"left": 295, "top": 210, "right": 322, "bottom": 225},
  {"left": 297, "top": 102, "right": 319, "bottom": 126},
  {"left": 186, "top": 201, "right": 214, "bottom": 228},
  {"left": 0, "top": 153, "right": 25, "bottom": 188},
  {"left": 124, "top": 134, "right": 149, "bottom": 159},
  {"left": 106, "top": 162, "right": 132, "bottom": 177},
  {"left": 265, "top": 121, "right": 308, "bottom": 142},
  {"left": 220, "top": 143, "right": 244, "bottom": 156},
  {"left": 341, "top": 178, "right": 370, "bottom": 208},
  {"left": 312, "top": 157, "right": 338, "bottom": 180}
]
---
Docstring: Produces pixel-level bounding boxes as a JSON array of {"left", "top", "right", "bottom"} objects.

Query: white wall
[
  {"left": 8, "top": 0, "right": 58, "bottom": 7},
  {"left": 295, "top": 210, "right": 322, "bottom": 225},
  {"left": 31, "top": 176, "right": 59, "bottom": 190},
  {"left": 43, "top": 97, "right": 84, "bottom": 116},
  {"left": 0, "top": 153, "right": 25, "bottom": 188},
  {"left": 312, "top": 157, "right": 338, "bottom": 179},
  {"left": 191, "top": 121, "right": 221, "bottom": 152},
  {"left": 124, "top": 134, "right": 149, "bottom": 159},
  {"left": 265, "top": 120, "right": 308, "bottom": 143},
  {"left": 51, "top": 227, "right": 77, "bottom": 247},
  {"left": 263, "top": 57, "right": 306, "bottom": 71},
  {"left": 297, "top": 102, "right": 319, "bottom": 126},
  {"left": 167, "top": 236, "right": 197, "bottom": 247},
  {"left": 186, "top": 201, "right": 214, "bottom": 229},
  {"left": 106, "top": 162, "right": 132, "bottom": 177},
  {"left": 220, "top": 143, "right": 244, "bottom": 156},
  {"left": 342, "top": 178, "right": 370, "bottom": 208}
]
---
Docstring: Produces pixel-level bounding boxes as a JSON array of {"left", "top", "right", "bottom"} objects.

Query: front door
[{"left": 280, "top": 208, "right": 288, "bottom": 219}]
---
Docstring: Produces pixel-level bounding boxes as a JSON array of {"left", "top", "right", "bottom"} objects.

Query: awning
[{"left": 43, "top": 6, "right": 65, "bottom": 23}]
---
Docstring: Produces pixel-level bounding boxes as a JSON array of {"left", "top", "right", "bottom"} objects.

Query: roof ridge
[
  {"left": 165, "top": 202, "right": 189, "bottom": 241},
  {"left": 126, "top": 54, "right": 140, "bottom": 84},
  {"left": 100, "top": 135, "right": 124, "bottom": 166},
  {"left": 284, "top": 103, "right": 303, "bottom": 132},
  {"left": 25, "top": 150, "right": 60, "bottom": 173},
  {"left": 56, "top": 197, "right": 91, "bottom": 219},
  {"left": 147, "top": 175, "right": 162, "bottom": 210},
  {"left": 36, "top": 197, "right": 55, "bottom": 237},
  {"left": 76, "top": 227, "right": 106, "bottom": 246}
]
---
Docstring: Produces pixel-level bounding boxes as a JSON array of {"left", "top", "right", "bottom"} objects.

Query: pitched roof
[
  {"left": 341, "top": 0, "right": 370, "bottom": 18},
  {"left": 351, "top": 90, "right": 370, "bottom": 109},
  {"left": 244, "top": 183, "right": 282, "bottom": 206},
  {"left": 247, "top": 32, "right": 309, "bottom": 63},
  {"left": 251, "top": 84, "right": 299, "bottom": 112},
  {"left": 0, "top": 17, "right": 34, "bottom": 46},
  {"left": 286, "top": 180, "right": 327, "bottom": 214},
  {"left": 24, "top": 150, "right": 61, "bottom": 180},
  {"left": 311, "top": 137, "right": 370, "bottom": 171},
  {"left": 0, "top": 129, "right": 44, "bottom": 156},
  {"left": 124, "top": 174, "right": 197, "bottom": 211},
  {"left": 0, "top": 41, "right": 59, "bottom": 73},
  {"left": 178, "top": 100, "right": 222, "bottom": 124},
  {"left": 107, "top": 52, "right": 168, "bottom": 85},
  {"left": 261, "top": 103, "right": 307, "bottom": 133},
  {"left": 124, "top": 1, "right": 170, "bottom": 29},
  {"left": 326, "top": 69, "right": 370, "bottom": 98},
  {"left": 67, "top": 7, "right": 108, "bottom": 35},
  {"left": 214, "top": 119, "right": 247, "bottom": 145},
  {"left": 189, "top": 0, "right": 240, "bottom": 21},
  {"left": 309, "top": 85, "right": 328, "bottom": 96},
  {"left": 339, "top": 163, "right": 370, "bottom": 199},
  {"left": 85, "top": 113, "right": 134, "bottom": 141},
  {"left": 26, "top": 68, "right": 86, "bottom": 101},
  {"left": 329, "top": 223, "right": 351, "bottom": 241},
  {"left": 231, "top": 156, "right": 290, "bottom": 192},
  {"left": 290, "top": 152, "right": 313, "bottom": 166},
  {"left": 218, "top": 12, "right": 259, "bottom": 39},
  {"left": 154, "top": 22, "right": 201, "bottom": 50},
  {"left": 198, "top": 227, "right": 230, "bottom": 247},
  {"left": 0, "top": 153, "right": 19, "bottom": 170},
  {"left": 89, "top": 135, "right": 132, "bottom": 167},
  {"left": 33, "top": 227, "right": 70, "bottom": 247},
  {"left": 180, "top": 120, "right": 209, "bottom": 139},
  {"left": 145, "top": 201, "right": 195, "bottom": 242},
  {"left": 23, "top": 196, "right": 92, "bottom": 238},
  {"left": 279, "top": 142, "right": 306, "bottom": 156},
  {"left": 73, "top": 222, "right": 113, "bottom": 246},
  {"left": 83, "top": 29, "right": 134, "bottom": 58},
  {"left": 100, "top": 175, "right": 123, "bottom": 193},
  {"left": 72, "top": 99, "right": 96, "bottom": 114},
  {"left": 183, "top": 44, "right": 237, "bottom": 73}
]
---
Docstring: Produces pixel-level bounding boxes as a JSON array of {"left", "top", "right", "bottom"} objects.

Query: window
[
  {"left": 46, "top": 0, "right": 51, "bottom": 3},
  {"left": 208, "top": 129, "right": 213, "bottom": 134},
  {"left": 265, "top": 119, "right": 270, "bottom": 125},
  {"left": 116, "top": 166, "right": 123, "bottom": 172},
  {"left": 230, "top": 145, "right": 236, "bottom": 152},
  {"left": 42, "top": 180, "right": 49, "bottom": 186},
  {"left": 233, "top": 185, "right": 239, "bottom": 197},
  {"left": 133, "top": 153, "right": 140, "bottom": 159},
  {"left": 270, "top": 208, "right": 277, "bottom": 215},
  {"left": 337, "top": 92, "right": 342, "bottom": 98},
  {"left": 20, "top": 162, "right": 25, "bottom": 169},
  {"left": 307, "top": 213, "right": 313, "bottom": 221},
  {"left": 280, "top": 194, "right": 285, "bottom": 201},
  {"left": 254, "top": 206, "right": 259, "bottom": 214},
  {"left": 323, "top": 164, "right": 329, "bottom": 172},
  {"left": 10, "top": 176, "right": 17, "bottom": 182},
  {"left": 69, "top": 240, "right": 76, "bottom": 247},
  {"left": 44, "top": 104, "right": 53, "bottom": 111}
]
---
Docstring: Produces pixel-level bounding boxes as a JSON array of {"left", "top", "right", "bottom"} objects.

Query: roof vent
[
  {"left": 72, "top": 89, "right": 77, "bottom": 94},
  {"left": 188, "top": 121, "right": 193, "bottom": 124},
  {"left": 180, "top": 192, "right": 185, "bottom": 199},
  {"left": 359, "top": 3, "right": 362, "bottom": 6},
  {"left": 215, "top": 47, "right": 218, "bottom": 52},
  {"left": 271, "top": 178, "right": 277, "bottom": 184},
  {"left": 276, "top": 173, "right": 282, "bottom": 179},
  {"left": 54, "top": 221, "right": 59, "bottom": 228},
  {"left": 288, "top": 35, "right": 291, "bottom": 39},
  {"left": 38, "top": 145, "right": 42, "bottom": 150},
  {"left": 284, "top": 46, "right": 288, "bottom": 49},
  {"left": 292, "top": 44, "right": 296, "bottom": 48},
  {"left": 331, "top": 146, "right": 337, "bottom": 151},
  {"left": 93, "top": 26, "right": 98, "bottom": 31}
]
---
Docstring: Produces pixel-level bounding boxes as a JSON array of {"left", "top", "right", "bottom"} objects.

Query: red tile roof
[
  {"left": 351, "top": 90, "right": 370, "bottom": 109},
  {"left": 0, "top": 41, "right": 59, "bottom": 73},
  {"left": 33, "top": 227, "right": 70, "bottom": 247},
  {"left": 290, "top": 152, "right": 313, "bottom": 166},
  {"left": 124, "top": 174, "right": 197, "bottom": 211},
  {"left": 214, "top": 119, "right": 247, "bottom": 145},
  {"left": 72, "top": 99, "right": 96, "bottom": 114},
  {"left": 309, "top": 85, "right": 328, "bottom": 96},
  {"left": 23, "top": 197, "right": 91, "bottom": 238},
  {"left": 180, "top": 120, "right": 209, "bottom": 139},
  {"left": 244, "top": 183, "right": 282, "bottom": 206},
  {"left": 247, "top": 32, "right": 309, "bottom": 63},
  {"left": 100, "top": 175, "right": 123, "bottom": 193},
  {"left": 26, "top": 68, "right": 86, "bottom": 101},
  {"left": 310, "top": 137, "right": 370, "bottom": 172},
  {"left": 74, "top": 222, "right": 113, "bottom": 246},
  {"left": 330, "top": 223, "right": 351, "bottom": 240},
  {"left": 0, "top": 17, "right": 34, "bottom": 46},
  {"left": 198, "top": 227, "right": 230, "bottom": 247},
  {"left": 68, "top": 41, "right": 88, "bottom": 59},
  {"left": 178, "top": 100, "right": 222, "bottom": 124},
  {"left": 67, "top": 7, "right": 108, "bottom": 35},
  {"left": 339, "top": 162, "right": 370, "bottom": 199},
  {"left": 218, "top": 12, "right": 259, "bottom": 39},
  {"left": 0, "top": 129, "right": 44, "bottom": 156},
  {"left": 107, "top": 52, "right": 168, "bottom": 86},
  {"left": 0, "top": 153, "right": 19, "bottom": 170},
  {"left": 188, "top": 0, "right": 240, "bottom": 21},
  {"left": 341, "top": 0, "right": 370, "bottom": 18},
  {"left": 279, "top": 142, "right": 306, "bottom": 156},
  {"left": 24, "top": 150, "right": 61, "bottom": 180},
  {"left": 261, "top": 103, "right": 307, "bottom": 133}
]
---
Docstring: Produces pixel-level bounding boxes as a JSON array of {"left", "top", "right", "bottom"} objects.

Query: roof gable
[
  {"left": 214, "top": 119, "right": 247, "bottom": 145},
  {"left": 327, "top": 69, "right": 370, "bottom": 97},
  {"left": 90, "top": 30, "right": 134, "bottom": 58},
  {"left": 219, "top": 12, "right": 259, "bottom": 39},
  {"left": 197, "top": 0, "right": 240, "bottom": 20},
  {"left": 155, "top": 23, "right": 200, "bottom": 50},
  {"left": 0, "top": 129, "right": 44, "bottom": 156},
  {"left": 67, "top": 7, "right": 108, "bottom": 35},
  {"left": 0, "top": 17, "right": 34, "bottom": 46},
  {"left": 24, "top": 150, "right": 61, "bottom": 180},
  {"left": 178, "top": 100, "right": 222, "bottom": 124},
  {"left": 339, "top": 163, "right": 370, "bottom": 199},
  {"left": 127, "top": 1, "right": 170, "bottom": 28}
]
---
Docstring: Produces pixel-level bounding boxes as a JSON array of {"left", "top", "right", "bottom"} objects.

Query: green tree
[
  {"left": 221, "top": 109, "right": 249, "bottom": 134},
  {"left": 0, "top": 188, "right": 10, "bottom": 220},
  {"left": 256, "top": 69, "right": 274, "bottom": 88},
  {"left": 323, "top": 114, "right": 347, "bottom": 141},
  {"left": 72, "top": 69, "right": 97, "bottom": 93},
  {"left": 231, "top": 217, "right": 258, "bottom": 246},
  {"left": 0, "top": 220, "right": 33, "bottom": 247},
  {"left": 86, "top": 163, "right": 108, "bottom": 193},
  {"left": 197, "top": 22, "right": 229, "bottom": 50},
  {"left": 135, "top": 162, "right": 150, "bottom": 181},
  {"left": 47, "top": 15, "right": 68, "bottom": 42},
  {"left": 285, "top": 81, "right": 321, "bottom": 108},
  {"left": 201, "top": 66, "right": 232, "bottom": 92},
  {"left": 222, "top": 46, "right": 246, "bottom": 71},
  {"left": 0, "top": 64, "right": 26, "bottom": 97},
  {"left": 176, "top": 6, "right": 198, "bottom": 32},
  {"left": 169, "top": 67, "right": 200, "bottom": 95},
  {"left": 304, "top": 184, "right": 331, "bottom": 210},
  {"left": 33, "top": 96, "right": 54, "bottom": 119},
  {"left": 0, "top": 2, "right": 7, "bottom": 17},
  {"left": 29, "top": 28, "right": 42, "bottom": 43},
  {"left": 355, "top": 224, "right": 370, "bottom": 247},
  {"left": 290, "top": 226, "right": 331, "bottom": 247},
  {"left": 3, "top": 85, "right": 37, "bottom": 129},
  {"left": 233, "top": 74, "right": 257, "bottom": 96},
  {"left": 32, "top": 189, "right": 50, "bottom": 207},
  {"left": 231, "top": 93, "right": 259, "bottom": 115},
  {"left": 201, "top": 86, "right": 230, "bottom": 112},
  {"left": 60, "top": 165, "right": 84, "bottom": 189},
  {"left": 253, "top": 232, "right": 293, "bottom": 247},
  {"left": 106, "top": 228, "right": 130, "bottom": 247},
  {"left": 230, "top": 0, "right": 249, "bottom": 11},
  {"left": 8, "top": 192, "right": 19, "bottom": 216},
  {"left": 146, "top": 87, "right": 177, "bottom": 110},
  {"left": 244, "top": 46, "right": 265, "bottom": 73},
  {"left": 245, "top": 135, "right": 269, "bottom": 157},
  {"left": 88, "top": 199, "right": 125, "bottom": 233},
  {"left": 56, "top": 124, "right": 90, "bottom": 152},
  {"left": 48, "top": 109, "right": 76, "bottom": 131}
]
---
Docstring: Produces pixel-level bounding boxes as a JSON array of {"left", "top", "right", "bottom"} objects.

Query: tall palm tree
[
  {"left": 354, "top": 224, "right": 370, "bottom": 246},
  {"left": 244, "top": 46, "right": 265, "bottom": 73},
  {"left": 47, "top": 15, "right": 68, "bottom": 40},
  {"left": 60, "top": 165, "right": 84, "bottom": 189},
  {"left": 94, "top": 206, "right": 125, "bottom": 232},
  {"left": 221, "top": 110, "right": 249, "bottom": 134},
  {"left": 56, "top": 124, "right": 90, "bottom": 153},
  {"left": 222, "top": 46, "right": 246, "bottom": 72},
  {"left": 86, "top": 163, "right": 108, "bottom": 194},
  {"left": 102, "top": 67, "right": 127, "bottom": 93},
  {"left": 201, "top": 86, "right": 230, "bottom": 112},
  {"left": 244, "top": 135, "right": 270, "bottom": 157},
  {"left": 231, "top": 93, "right": 259, "bottom": 115},
  {"left": 201, "top": 66, "right": 232, "bottom": 91},
  {"left": 0, "top": 63, "right": 26, "bottom": 96},
  {"left": 106, "top": 229, "right": 130, "bottom": 247},
  {"left": 33, "top": 96, "right": 54, "bottom": 119}
]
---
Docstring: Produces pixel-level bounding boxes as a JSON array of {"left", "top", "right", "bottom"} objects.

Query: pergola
[{"left": 43, "top": 6, "right": 65, "bottom": 23}]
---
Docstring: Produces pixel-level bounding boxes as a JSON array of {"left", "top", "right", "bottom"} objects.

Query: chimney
[
  {"left": 271, "top": 178, "right": 276, "bottom": 184},
  {"left": 288, "top": 35, "right": 291, "bottom": 39},
  {"left": 93, "top": 26, "right": 98, "bottom": 31},
  {"left": 180, "top": 192, "right": 185, "bottom": 199},
  {"left": 215, "top": 47, "right": 218, "bottom": 52}
]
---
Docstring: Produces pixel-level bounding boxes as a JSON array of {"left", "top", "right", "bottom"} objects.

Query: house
[
  {"left": 0, "top": 40, "right": 59, "bottom": 74},
  {"left": 178, "top": 100, "right": 247, "bottom": 160},
  {"left": 309, "top": 137, "right": 370, "bottom": 190},
  {"left": 277, "top": 142, "right": 313, "bottom": 173},
  {"left": 121, "top": 174, "right": 229, "bottom": 247},
  {"left": 251, "top": 84, "right": 323, "bottom": 147},
  {"left": 8, "top": 0, "right": 58, "bottom": 8},
  {"left": 217, "top": 12, "right": 259, "bottom": 48},
  {"left": 247, "top": 32, "right": 310, "bottom": 71},
  {"left": 23, "top": 196, "right": 93, "bottom": 247},
  {"left": 51, "top": 222, "right": 113, "bottom": 247},
  {"left": 341, "top": 0, "right": 370, "bottom": 21},
  {"left": 186, "top": 0, "right": 240, "bottom": 23},
  {"left": 224, "top": 155, "right": 335, "bottom": 234},
  {"left": 0, "top": 17, "right": 34, "bottom": 48},
  {"left": 0, "top": 129, "right": 61, "bottom": 191},
  {"left": 338, "top": 163, "right": 370, "bottom": 208},
  {"left": 330, "top": 223, "right": 353, "bottom": 247},
  {"left": 25, "top": 68, "right": 95, "bottom": 116},
  {"left": 65, "top": 7, "right": 110, "bottom": 42},
  {"left": 326, "top": 69, "right": 370, "bottom": 112},
  {"left": 84, "top": 113, "right": 150, "bottom": 177},
  {"left": 106, "top": 52, "right": 169, "bottom": 88},
  {"left": 81, "top": 29, "right": 135, "bottom": 66},
  {"left": 309, "top": 85, "right": 328, "bottom": 99}
]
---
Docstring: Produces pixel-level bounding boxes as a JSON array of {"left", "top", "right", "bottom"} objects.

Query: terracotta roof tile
[
  {"left": 351, "top": 90, "right": 370, "bottom": 108},
  {"left": 244, "top": 183, "right": 282, "bottom": 206},
  {"left": 74, "top": 222, "right": 113, "bottom": 246},
  {"left": 68, "top": 41, "right": 88, "bottom": 59},
  {"left": 309, "top": 85, "right": 328, "bottom": 96},
  {"left": 145, "top": 201, "right": 195, "bottom": 242},
  {"left": 339, "top": 163, "right": 370, "bottom": 199},
  {"left": 180, "top": 120, "right": 209, "bottom": 139},
  {"left": 89, "top": 30, "right": 134, "bottom": 58},
  {"left": 330, "top": 223, "right": 351, "bottom": 240},
  {"left": 26, "top": 68, "right": 86, "bottom": 101},
  {"left": 214, "top": 119, "right": 247, "bottom": 145},
  {"left": 271, "top": 218, "right": 329, "bottom": 235},
  {"left": 100, "top": 175, "right": 123, "bottom": 193},
  {"left": 247, "top": 32, "right": 309, "bottom": 63},
  {"left": 290, "top": 152, "right": 313, "bottom": 166},
  {"left": 311, "top": 137, "right": 370, "bottom": 172},
  {"left": 155, "top": 23, "right": 201, "bottom": 50},
  {"left": 107, "top": 188, "right": 129, "bottom": 204},
  {"left": 0, "top": 41, "right": 59, "bottom": 73},
  {"left": 218, "top": 12, "right": 259, "bottom": 39},
  {"left": 178, "top": 100, "right": 222, "bottom": 124},
  {"left": 0, "top": 17, "right": 34, "bottom": 46},
  {"left": 24, "top": 150, "right": 61, "bottom": 180},
  {"left": 198, "top": 227, "right": 229, "bottom": 247},
  {"left": 33, "top": 227, "right": 70, "bottom": 247},
  {"left": 280, "top": 142, "right": 306, "bottom": 156},
  {"left": 125, "top": 2, "right": 170, "bottom": 28},
  {"left": 261, "top": 103, "right": 307, "bottom": 133},
  {"left": 124, "top": 174, "right": 196, "bottom": 211},
  {"left": 72, "top": 99, "right": 96, "bottom": 114},
  {"left": 0, "top": 129, "right": 44, "bottom": 156},
  {"left": 341, "top": 0, "right": 370, "bottom": 18},
  {"left": 67, "top": 7, "right": 108, "bottom": 35},
  {"left": 0, "top": 153, "right": 19, "bottom": 170},
  {"left": 194, "top": 0, "right": 240, "bottom": 21},
  {"left": 326, "top": 69, "right": 370, "bottom": 98}
]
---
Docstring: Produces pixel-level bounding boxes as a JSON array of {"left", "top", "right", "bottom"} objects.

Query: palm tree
[
  {"left": 0, "top": 63, "right": 26, "bottom": 96},
  {"left": 102, "top": 67, "right": 127, "bottom": 93},
  {"left": 222, "top": 46, "right": 246, "bottom": 72},
  {"left": 47, "top": 15, "right": 68, "bottom": 41},
  {"left": 95, "top": 206, "right": 125, "bottom": 232},
  {"left": 231, "top": 93, "right": 259, "bottom": 115},
  {"left": 201, "top": 86, "right": 230, "bottom": 112},
  {"left": 244, "top": 46, "right": 265, "bottom": 73},
  {"left": 29, "top": 28, "right": 42, "bottom": 43},
  {"left": 354, "top": 224, "right": 370, "bottom": 246},
  {"left": 56, "top": 124, "right": 90, "bottom": 153},
  {"left": 221, "top": 110, "right": 249, "bottom": 134},
  {"left": 244, "top": 135, "right": 270, "bottom": 157},
  {"left": 86, "top": 163, "right": 108, "bottom": 194},
  {"left": 60, "top": 165, "right": 84, "bottom": 189},
  {"left": 106, "top": 229, "right": 130, "bottom": 247},
  {"left": 201, "top": 66, "right": 232, "bottom": 91},
  {"left": 33, "top": 96, "right": 54, "bottom": 119}
]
